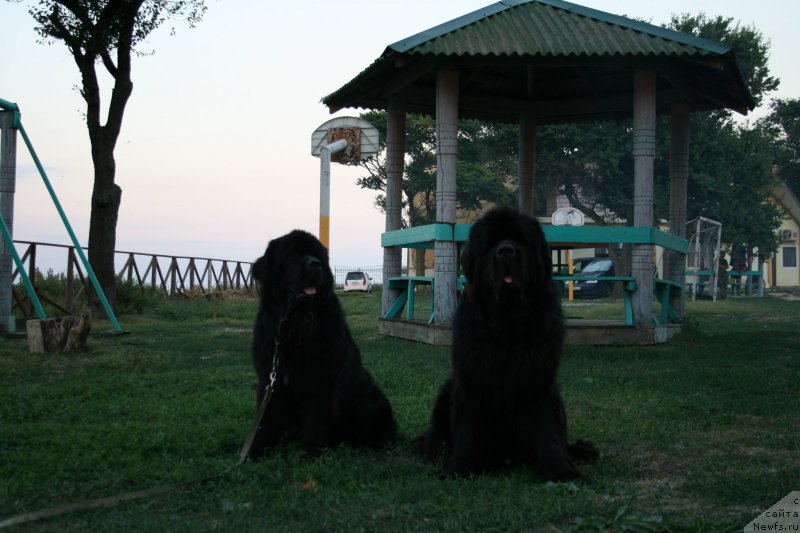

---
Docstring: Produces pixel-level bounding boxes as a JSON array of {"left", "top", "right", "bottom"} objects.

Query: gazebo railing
[{"left": 380, "top": 223, "right": 689, "bottom": 329}]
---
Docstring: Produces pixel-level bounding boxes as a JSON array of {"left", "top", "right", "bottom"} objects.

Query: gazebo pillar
[
  {"left": 382, "top": 95, "right": 406, "bottom": 316},
  {"left": 632, "top": 70, "right": 656, "bottom": 327},
  {"left": 434, "top": 67, "right": 459, "bottom": 326},
  {"left": 518, "top": 112, "right": 536, "bottom": 216},
  {"left": 667, "top": 102, "right": 689, "bottom": 318},
  {"left": 0, "top": 110, "right": 17, "bottom": 332}
]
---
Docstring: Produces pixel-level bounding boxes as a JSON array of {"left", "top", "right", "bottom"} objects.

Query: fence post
[
  {"left": 66, "top": 246, "right": 75, "bottom": 313},
  {"left": 150, "top": 256, "right": 158, "bottom": 292},
  {"left": 188, "top": 259, "right": 196, "bottom": 291},
  {"left": 169, "top": 258, "right": 178, "bottom": 295}
]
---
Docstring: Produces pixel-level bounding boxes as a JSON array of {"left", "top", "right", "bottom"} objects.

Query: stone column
[
  {"left": 518, "top": 112, "right": 536, "bottom": 216},
  {"left": 668, "top": 102, "right": 689, "bottom": 317},
  {"left": 382, "top": 95, "right": 406, "bottom": 316},
  {"left": 434, "top": 67, "right": 458, "bottom": 326},
  {"left": 632, "top": 70, "right": 656, "bottom": 327},
  {"left": 0, "top": 111, "right": 17, "bottom": 332}
]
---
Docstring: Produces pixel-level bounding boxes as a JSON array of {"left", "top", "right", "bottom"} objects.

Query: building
[{"left": 766, "top": 184, "right": 800, "bottom": 288}]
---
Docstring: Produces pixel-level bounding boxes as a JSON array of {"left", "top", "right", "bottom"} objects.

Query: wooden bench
[
  {"left": 686, "top": 268, "right": 715, "bottom": 297},
  {"left": 728, "top": 271, "right": 764, "bottom": 296},
  {"left": 653, "top": 279, "right": 682, "bottom": 324},
  {"left": 385, "top": 276, "right": 467, "bottom": 323},
  {"left": 554, "top": 275, "right": 636, "bottom": 325},
  {"left": 554, "top": 275, "right": 684, "bottom": 326},
  {"left": 385, "top": 276, "right": 435, "bottom": 323}
]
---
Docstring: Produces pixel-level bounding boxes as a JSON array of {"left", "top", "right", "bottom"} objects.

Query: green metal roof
[
  {"left": 322, "top": 0, "right": 754, "bottom": 123},
  {"left": 389, "top": 0, "right": 731, "bottom": 55}
]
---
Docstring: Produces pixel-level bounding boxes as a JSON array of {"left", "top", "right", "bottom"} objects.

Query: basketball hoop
[{"left": 310, "top": 117, "right": 379, "bottom": 249}]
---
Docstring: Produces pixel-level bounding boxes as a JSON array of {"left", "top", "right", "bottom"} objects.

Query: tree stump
[{"left": 26, "top": 309, "right": 91, "bottom": 353}]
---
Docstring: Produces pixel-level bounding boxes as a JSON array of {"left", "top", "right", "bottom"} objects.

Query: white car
[{"left": 343, "top": 271, "right": 374, "bottom": 292}]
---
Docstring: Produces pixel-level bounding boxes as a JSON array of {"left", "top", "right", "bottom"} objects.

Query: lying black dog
[
  {"left": 418, "top": 206, "right": 598, "bottom": 480},
  {"left": 248, "top": 230, "right": 397, "bottom": 458}
]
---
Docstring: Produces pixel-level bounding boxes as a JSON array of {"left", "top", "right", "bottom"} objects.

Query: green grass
[{"left": 1, "top": 292, "right": 798, "bottom": 531}]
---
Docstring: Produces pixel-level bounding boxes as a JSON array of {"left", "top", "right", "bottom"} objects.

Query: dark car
[{"left": 571, "top": 258, "right": 614, "bottom": 298}]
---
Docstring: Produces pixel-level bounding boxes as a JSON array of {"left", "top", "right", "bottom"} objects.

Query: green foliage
[
  {"left": 0, "top": 292, "right": 797, "bottom": 529},
  {"left": 683, "top": 115, "right": 782, "bottom": 258},
  {"left": 668, "top": 13, "right": 778, "bottom": 107},
  {"left": 354, "top": 110, "right": 517, "bottom": 226},
  {"left": 764, "top": 98, "right": 800, "bottom": 196},
  {"left": 28, "top": 0, "right": 207, "bottom": 53}
]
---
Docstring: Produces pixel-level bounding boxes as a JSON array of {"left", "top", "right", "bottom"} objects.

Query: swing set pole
[{"left": 16, "top": 121, "right": 122, "bottom": 333}]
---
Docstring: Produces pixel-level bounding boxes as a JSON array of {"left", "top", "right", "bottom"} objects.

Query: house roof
[{"left": 322, "top": 0, "right": 754, "bottom": 123}]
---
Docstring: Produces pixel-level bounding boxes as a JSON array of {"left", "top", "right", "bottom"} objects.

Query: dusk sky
[{"left": 2, "top": 0, "right": 798, "bottom": 273}]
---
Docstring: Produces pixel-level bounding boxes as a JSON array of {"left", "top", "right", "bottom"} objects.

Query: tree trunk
[
  {"left": 87, "top": 160, "right": 121, "bottom": 312},
  {"left": 77, "top": 46, "right": 132, "bottom": 315}
]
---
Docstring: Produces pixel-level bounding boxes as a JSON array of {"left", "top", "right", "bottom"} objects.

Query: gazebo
[{"left": 322, "top": 0, "right": 754, "bottom": 344}]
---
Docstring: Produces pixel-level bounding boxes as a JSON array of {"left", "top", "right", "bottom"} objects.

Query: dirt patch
[{"left": 768, "top": 291, "right": 800, "bottom": 301}]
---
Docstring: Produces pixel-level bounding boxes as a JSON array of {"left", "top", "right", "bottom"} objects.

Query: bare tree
[{"left": 25, "top": 0, "right": 206, "bottom": 309}]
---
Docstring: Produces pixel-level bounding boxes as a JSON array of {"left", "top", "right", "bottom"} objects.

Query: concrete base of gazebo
[
  {"left": 378, "top": 318, "right": 682, "bottom": 346},
  {"left": 378, "top": 319, "right": 454, "bottom": 346}
]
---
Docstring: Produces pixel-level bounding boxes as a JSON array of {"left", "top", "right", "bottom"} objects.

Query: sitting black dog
[
  {"left": 418, "top": 207, "right": 598, "bottom": 480},
  {"left": 248, "top": 230, "right": 397, "bottom": 458}
]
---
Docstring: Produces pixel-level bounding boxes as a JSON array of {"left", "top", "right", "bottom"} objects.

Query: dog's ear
[
  {"left": 523, "top": 215, "right": 552, "bottom": 287},
  {"left": 460, "top": 241, "right": 475, "bottom": 282},
  {"left": 252, "top": 253, "right": 268, "bottom": 283}
]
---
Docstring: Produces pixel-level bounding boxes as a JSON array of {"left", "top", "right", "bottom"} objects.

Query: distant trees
[
  {"left": 765, "top": 98, "right": 800, "bottom": 196},
  {"left": 353, "top": 110, "right": 516, "bottom": 228},
  {"left": 24, "top": 0, "right": 206, "bottom": 310}
]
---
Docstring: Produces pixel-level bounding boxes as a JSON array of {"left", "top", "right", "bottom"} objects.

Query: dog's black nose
[
  {"left": 495, "top": 241, "right": 517, "bottom": 258},
  {"left": 305, "top": 256, "right": 321, "bottom": 270}
]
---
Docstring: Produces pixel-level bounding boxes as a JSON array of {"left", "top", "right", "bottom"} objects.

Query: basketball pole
[{"left": 318, "top": 139, "right": 348, "bottom": 249}]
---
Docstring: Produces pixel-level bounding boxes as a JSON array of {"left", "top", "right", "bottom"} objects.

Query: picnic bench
[
  {"left": 686, "top": 268, "right": 764, "bottom": 298},
  {"left": 384, "top": 275, "right": 466, "bottom": 323},
  {"left": 554, "top": 275, "right": 681, "bottom": 325},
  {"left": 728, "top": 270, "right": 764, "bottom": 296},
  {"left": 381, "top": 224, "right": 689, "bottom": 333}
]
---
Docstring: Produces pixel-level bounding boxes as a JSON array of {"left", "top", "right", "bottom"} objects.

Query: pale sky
[{"left": 2, "top": 0, "right": 798, "bottom": 272}]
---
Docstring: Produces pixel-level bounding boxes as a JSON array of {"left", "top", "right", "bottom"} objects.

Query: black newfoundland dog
[
  {"left": 247, "top": 230, "right": 397, "bottom": 458},
  {"left": 418, "top": 206, "right": 598, "bottom": 480}
]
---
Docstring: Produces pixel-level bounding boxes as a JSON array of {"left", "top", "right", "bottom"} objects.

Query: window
[{"left": 782, "top": 246, "right": 797, "bottom": 268}]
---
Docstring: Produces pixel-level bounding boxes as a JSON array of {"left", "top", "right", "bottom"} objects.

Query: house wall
[{"left": 772, "top": 217, "right": 799, "bottom": 287}]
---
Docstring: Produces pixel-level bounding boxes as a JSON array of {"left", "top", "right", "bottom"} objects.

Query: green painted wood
[
  {"left": 383, "top": 289, "right": 408, "bottom": 319},
  {"left": 381, "top": 224, "right": 454, "bottom": 248},
  {"left": 553, "top": 275, "right": 635, "bottom": 282},
  {"left": 382, "top": 224, "right": 688, "bottom": 253},
  {"left": 653, "top": 279, "right": 683, "bottom": 324}
]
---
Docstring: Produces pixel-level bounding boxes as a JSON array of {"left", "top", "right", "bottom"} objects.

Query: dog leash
[
  {"left": 237, "top": 333, "right": 282, "bottom": 464},
  {"left": 0, "top": 297, "right": 295, "bottom": 529}
]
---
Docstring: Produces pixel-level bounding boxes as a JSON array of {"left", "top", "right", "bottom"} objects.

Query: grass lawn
[{"left": 1, "top": 291, "right": 798, "bottom": 531}]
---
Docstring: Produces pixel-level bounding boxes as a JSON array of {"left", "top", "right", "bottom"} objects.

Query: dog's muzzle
[
  {"left": 495, "top": 241, "right": 518, "bottom": 285},
  {"left": 300, "top": 255, "right": 322, "bottom": 296}
]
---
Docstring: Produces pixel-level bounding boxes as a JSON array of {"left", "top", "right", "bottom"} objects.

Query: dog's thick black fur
[
  {"left": 418, "top": 206, "right": 598, "bottom": 480},
  {"left": 248, "top": 230, "right": 397, "bottom": 458}
]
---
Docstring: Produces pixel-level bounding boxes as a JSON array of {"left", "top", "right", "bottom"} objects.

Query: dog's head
[
  {"left": 252, "top": 230, "right": 333, "bottom": 309},
  {"left": 461, "top": 206, "right": 552, "bottom": 301}
]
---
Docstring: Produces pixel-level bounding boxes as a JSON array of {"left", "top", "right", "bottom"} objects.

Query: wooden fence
[{"left": 9, "top": 240, "right": 254, "bottom": 315}]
